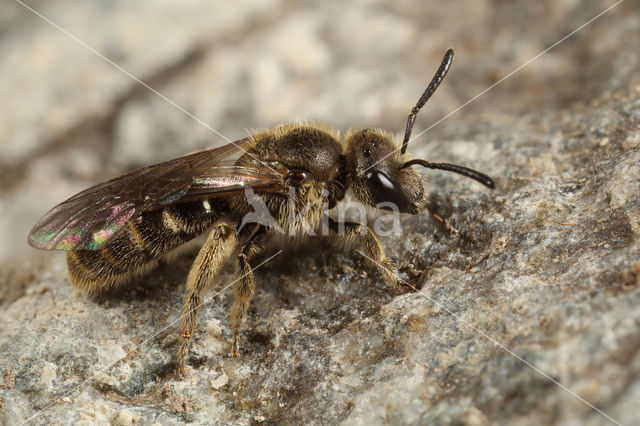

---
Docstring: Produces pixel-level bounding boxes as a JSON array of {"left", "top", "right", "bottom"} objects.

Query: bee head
[
  {"left": 346, "top": 129, "right": 426, "bottom": 214},
  {"left": 345, "top": 49, "right": 495, "bottom": 215}
]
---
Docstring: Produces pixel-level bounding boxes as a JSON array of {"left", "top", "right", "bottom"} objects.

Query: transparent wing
[{"left": 28, "top": 139, "right": 285, "bottom": 250}]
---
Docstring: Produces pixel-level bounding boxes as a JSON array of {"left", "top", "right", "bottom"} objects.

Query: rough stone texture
[{"left": 1, "top": 0, "right": 639, "bottom": 424}]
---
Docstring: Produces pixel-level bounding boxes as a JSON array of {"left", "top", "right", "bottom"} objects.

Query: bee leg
[
  {"left": 327, "top": 217, "right": 400, "bottom": 288},
  {"left": 230, "top": 228, "right": 266, "bottom": 357},
  {"left": 179, "top": 224, "right": 237, "bottom": 373}
]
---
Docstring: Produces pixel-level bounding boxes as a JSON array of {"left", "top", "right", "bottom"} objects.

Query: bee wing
[{"left": 28, "top": 140, "right": 286, "bottom": 251}]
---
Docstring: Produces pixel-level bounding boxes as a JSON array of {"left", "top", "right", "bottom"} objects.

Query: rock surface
[{"left": 1, "top": 0, "right": 639, "bottom": 424}]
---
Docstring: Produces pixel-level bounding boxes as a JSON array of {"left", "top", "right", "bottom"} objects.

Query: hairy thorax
[{"left": 234, "top": 125, "right": 348, "bottom": 238}]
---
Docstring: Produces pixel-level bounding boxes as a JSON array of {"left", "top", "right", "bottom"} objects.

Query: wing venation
[{"left": 28, "top": 140, "right": 285, "bottom": 250}]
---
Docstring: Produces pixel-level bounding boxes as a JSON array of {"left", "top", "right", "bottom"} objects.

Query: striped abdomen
[{"left": 67, "top": 199, "right": 229, "bottom": 294}]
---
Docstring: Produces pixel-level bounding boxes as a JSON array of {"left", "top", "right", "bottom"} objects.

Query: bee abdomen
[{"left": 67, "top": 199, "right": 227, "bottom": 294}]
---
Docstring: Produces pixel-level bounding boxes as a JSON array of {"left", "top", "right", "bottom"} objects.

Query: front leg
[{"left": 326, "top": 216, "right": 400, "bottom": 288}]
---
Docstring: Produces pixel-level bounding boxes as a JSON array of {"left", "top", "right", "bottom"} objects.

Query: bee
[{"left": 28, "top": 49, "right": 495, "bottom": 370}]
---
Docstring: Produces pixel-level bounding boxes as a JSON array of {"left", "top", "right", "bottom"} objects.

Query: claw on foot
[{"left": 399, "top": 280, "right": 420, "bottom": 293}]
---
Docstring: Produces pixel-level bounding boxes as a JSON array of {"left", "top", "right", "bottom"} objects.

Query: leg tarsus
[{"left": 231, "top": 331, "right": 241, "bottom": 358}]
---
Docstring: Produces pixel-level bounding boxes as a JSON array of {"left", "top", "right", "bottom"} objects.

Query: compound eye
[{"left": 365, "top": 171, "right": 411, "bottom": 211}]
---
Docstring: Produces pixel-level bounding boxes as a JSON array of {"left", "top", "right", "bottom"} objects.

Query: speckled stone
[{"left": 1, "top": 1, "right": 639, "bottom": 425}]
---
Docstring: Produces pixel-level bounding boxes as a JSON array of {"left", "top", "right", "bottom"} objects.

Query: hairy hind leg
[
  {"left": 230, "top": 228, "right": 266, "bottom": 357},
  {"left": 179, "top": 224, "right": 237, "bottom": 370}
]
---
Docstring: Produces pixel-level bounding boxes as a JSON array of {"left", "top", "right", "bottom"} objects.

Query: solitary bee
[{"left": 29, "top": 49, "right": 495, "bottom": 369}]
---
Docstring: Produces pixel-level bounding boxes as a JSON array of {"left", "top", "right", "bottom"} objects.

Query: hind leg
[{"left": 179, "top": 224, "right": 237, "bottom": 370}]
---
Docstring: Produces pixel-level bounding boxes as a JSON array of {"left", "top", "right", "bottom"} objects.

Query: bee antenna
[
  {"left": 401, "top": 48, "right": 454, "bottom": 155},
  {"left": 401, "top": 158, "right": 495, "bottom": 189}
]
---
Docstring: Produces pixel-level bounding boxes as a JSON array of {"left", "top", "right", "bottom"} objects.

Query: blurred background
[{"left": 1, "top": 0, "right": 638, "bottom": 265}]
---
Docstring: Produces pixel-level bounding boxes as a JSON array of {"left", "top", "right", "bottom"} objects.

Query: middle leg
[{"left": 230, "top": 227, "right": 267, "bottom": 357}]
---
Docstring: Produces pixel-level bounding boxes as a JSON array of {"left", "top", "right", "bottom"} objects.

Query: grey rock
[{"left": 1, "top": 0, "right": 639, "bottom": 425}]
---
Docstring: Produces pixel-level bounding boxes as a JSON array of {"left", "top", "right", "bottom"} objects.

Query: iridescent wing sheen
[{"left": 28, "top": 139, "right": 285, "bottom": 251}]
